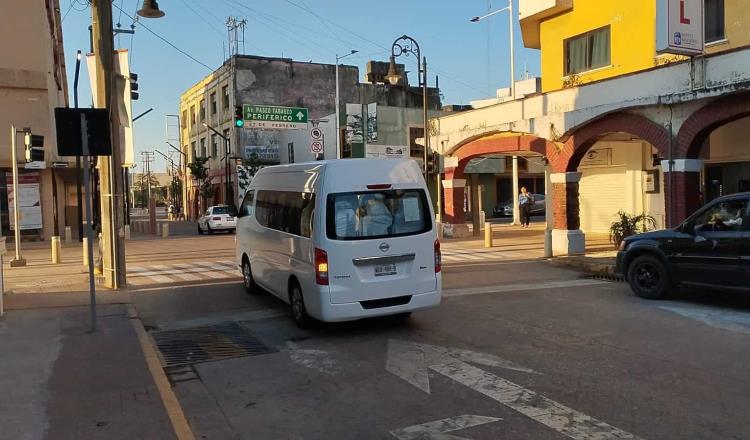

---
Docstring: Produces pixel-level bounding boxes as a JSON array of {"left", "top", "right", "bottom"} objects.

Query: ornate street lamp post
[{"left": 386, "top": 35, "right": 429, "bottom": 176}]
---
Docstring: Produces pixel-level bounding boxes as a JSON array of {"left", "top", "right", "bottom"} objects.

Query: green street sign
[{"left": 243, "top": 105, "right": 309, "bottom": 130}]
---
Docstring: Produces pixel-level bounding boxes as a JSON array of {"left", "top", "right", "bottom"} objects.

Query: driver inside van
[{"left": 359, "top": 194, "right": 393, "bottom": 236}]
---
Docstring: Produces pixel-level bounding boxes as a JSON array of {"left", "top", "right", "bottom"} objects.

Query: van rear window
[{"left": 326, "top": 189, "right": 432, "bottom": 241}]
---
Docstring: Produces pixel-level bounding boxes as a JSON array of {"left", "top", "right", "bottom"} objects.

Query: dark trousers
[{"left": 520, "top": 204, "right": 531, "bottom": 226}]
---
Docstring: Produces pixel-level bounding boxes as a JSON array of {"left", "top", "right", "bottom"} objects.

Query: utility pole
[{"left": 92, "top": 0, "right": 126, "bottom": 288}]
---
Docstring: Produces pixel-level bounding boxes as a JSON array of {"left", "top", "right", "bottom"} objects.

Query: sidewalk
[
  {"left": 2, "top": 222, "right": 235, "bottom": 294},
  {"left": 0, "top": 301, "right": 177, "bottom": 439}
]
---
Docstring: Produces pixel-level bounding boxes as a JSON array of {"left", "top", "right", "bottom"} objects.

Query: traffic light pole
[
  {"left": 9, "top": 125, "right": 25, "bottom": 267},
  {"left": 92, "top": 0, "right": 126, "bottom": 288}
]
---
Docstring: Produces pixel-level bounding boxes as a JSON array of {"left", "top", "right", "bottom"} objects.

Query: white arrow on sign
[
  {"left": 386, "top": 340, "right": 645, "bottom": 440},
  {"left": 296, "top": 111, "right": 305, "bottom": 121},
  {"left": 389, "top": 415, "right": 502, "bottom": 440}
]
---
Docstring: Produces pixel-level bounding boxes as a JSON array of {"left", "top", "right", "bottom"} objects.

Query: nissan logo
[{"left": 379, "top": 242, "right": 390, "bottom": 253}]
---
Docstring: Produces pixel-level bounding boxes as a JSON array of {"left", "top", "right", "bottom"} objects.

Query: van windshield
[{"left": 326, "top": 189, "right": 431, "bottom": 240}]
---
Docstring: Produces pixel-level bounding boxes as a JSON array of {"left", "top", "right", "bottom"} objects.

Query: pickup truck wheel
[{"left": 627, "top": 255, "right": 671, "bottom": 299}]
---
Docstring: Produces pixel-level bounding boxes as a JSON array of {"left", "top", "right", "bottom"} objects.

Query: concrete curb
[
  {"left": 127, "top": 304, "right": 196, "bottom": 440},
  {"left": 548, "top": 256, "right": 620, "bottom": 278}
]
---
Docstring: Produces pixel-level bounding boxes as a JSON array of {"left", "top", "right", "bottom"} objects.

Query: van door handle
[{"left": 352, "top": 254, "right": 416, "bottom": 266}]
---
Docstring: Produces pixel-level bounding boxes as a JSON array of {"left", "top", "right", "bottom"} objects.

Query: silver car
[{"left": 198, "top": 205, "right": 238, "bottom": 234}]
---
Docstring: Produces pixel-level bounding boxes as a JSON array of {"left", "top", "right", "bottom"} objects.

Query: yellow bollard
[
  {"left": 82, "top": 237, "right": 89, "bottom": 266},
  {"left": 484, "top": 222, "right": 493, "bottom": 248},
  {"left": 51, "top": 236, "right": 61, "bottom": 264},
  {"left": 64, "top": 226, "right": 72, "bottom": 244}
]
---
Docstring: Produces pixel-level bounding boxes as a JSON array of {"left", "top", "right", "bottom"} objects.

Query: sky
[{"left": 60, "top": 0, "right": 541, "bottom": 172}]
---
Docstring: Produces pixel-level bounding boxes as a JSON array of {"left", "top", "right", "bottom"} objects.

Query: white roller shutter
[{"left": 578, "top": 167, "right": 628, "bottom": 234}]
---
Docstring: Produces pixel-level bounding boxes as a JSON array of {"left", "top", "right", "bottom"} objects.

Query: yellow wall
[
  {"left": 537, "top": 0, "right": 750, "bottom": 92},
  {"left": 539, "top": 0, "right": 656, "bottom": 92},
  {"left": 705, "top": 0, "right": 750, "bottom": 54}
]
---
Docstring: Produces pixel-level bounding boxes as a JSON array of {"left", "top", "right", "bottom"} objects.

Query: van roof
[{"left": 253, "top": 159, "right": 426, "bottom": 192}]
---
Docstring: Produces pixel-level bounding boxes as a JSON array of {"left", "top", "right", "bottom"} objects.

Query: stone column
[
  {"left": 442, "top": 178, "right": 470, "bottom": 237},
  {"left": 550, "top": 172, "right": 585, "bottom": 256},
  {"left": 512, "top": 155, "right": 520, "bottom": 225},
  {"left": 662, "top": 159, "right": 703, "bottom": 227},
  {"left": 470, "top": 175, "right": 481, "bottom": 237}
]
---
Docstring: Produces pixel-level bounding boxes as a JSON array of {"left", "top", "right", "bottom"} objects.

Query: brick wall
[
  {"left": 664, "top": 172, "right": 701, "bottom": 227},
  {"left": 552, "top": 182, "right": 580, "bottom": 230}
]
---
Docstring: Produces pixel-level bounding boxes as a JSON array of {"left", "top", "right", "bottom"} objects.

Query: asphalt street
[{"left": 132, "top": 258, "right": 750, "bottom": 440}]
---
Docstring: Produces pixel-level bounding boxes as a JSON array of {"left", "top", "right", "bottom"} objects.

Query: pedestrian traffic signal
[
  {"left": 130, "top": 72, "right": 139, "bottom": 100},
  {"left": 234, "top": 105, "right": 244, "bottom": 128},
  {"left": 23, "top": 130, "right": 44, "bottom": 162}
]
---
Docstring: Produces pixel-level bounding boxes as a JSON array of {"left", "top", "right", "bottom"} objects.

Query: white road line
[
  {"left": 390, "top": 415, "right": 502, "bottom": 440},
  {"left": 443, "top": 279, "right": 608, "bottom": 297},
  {"left": 145, "top": 274, "right": 174, "bottom": 284},
  {"left": 192, "top": 261, "right": 240, "bottom": 278},
  {"left": 170, "top": 272, "right": 201, "bottom": 282},
  {"left": 430, "top": 360, "right": 644, "bottom": 440}
]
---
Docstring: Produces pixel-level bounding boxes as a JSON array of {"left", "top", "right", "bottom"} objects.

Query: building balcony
[{"left": 519, "top": 0, "right": 573, "bottom": 49}]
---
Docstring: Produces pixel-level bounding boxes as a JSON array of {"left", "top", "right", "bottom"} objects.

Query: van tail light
[
  {"left": 212, "top": 217, "right": 221, "bottom": 221},
  {"left": 315, "top": 248, "right": 329, "bottom": 285},
  {"left": 367, "top": 184, "right": 392, "bottom": 190},
  {"left": 434, "top": 239, "right": 441, "bottom": 273}
]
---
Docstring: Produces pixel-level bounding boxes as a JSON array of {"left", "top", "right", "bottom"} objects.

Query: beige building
[{"left": 0, "top": 0, "right": 76, "bottom": 240}]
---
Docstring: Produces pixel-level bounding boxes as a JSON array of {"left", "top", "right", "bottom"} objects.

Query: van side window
[
  {"left": 256, "top": 190, "right": 315, "bottom": 237},
  {"left": 240, "top": 190, "right": 255, "bottom": 217}
]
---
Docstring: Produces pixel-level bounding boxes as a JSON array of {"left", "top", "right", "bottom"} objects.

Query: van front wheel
[{"left": 290, "top": 284, "right": 312, "bottom": 329}]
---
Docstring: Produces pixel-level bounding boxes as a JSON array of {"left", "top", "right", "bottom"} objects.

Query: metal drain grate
[
  {"left": 587, "top": 274, "right": 625, "bottom": 282},
  {"left": 150, "top": 322, "right": 276, "bottom": 367}
]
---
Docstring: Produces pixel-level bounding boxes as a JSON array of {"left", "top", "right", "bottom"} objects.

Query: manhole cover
[{"left": 151, "top": 322, "right": 275, "bottom": 367}]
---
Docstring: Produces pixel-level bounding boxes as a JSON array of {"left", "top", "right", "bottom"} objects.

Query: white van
[{"left": 236, "top": 159, "right": 442, "bottom": 327}]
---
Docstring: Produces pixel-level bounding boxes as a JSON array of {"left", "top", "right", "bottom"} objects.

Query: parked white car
[
  {"left": 198, "top": 205, "right": 237, "bottom": 234},
  {"left": 235, "top": 159, "right": 442, "bottom": 327}
]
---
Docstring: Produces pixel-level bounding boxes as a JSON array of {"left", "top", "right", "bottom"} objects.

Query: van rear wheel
[
  {"left": 290, "top": 284, "right": 312, "bottom": 329},
  {"left": 242, "top": 259, "right": 258, "bottom": 294}
]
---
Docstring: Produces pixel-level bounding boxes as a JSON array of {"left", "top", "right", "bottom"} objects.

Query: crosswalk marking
[
  {"left": 128, "top": 260, "right": 241, "bottom": 286},
  {"left": 440, "top": 247, "right": 544, "bottom": 264}
]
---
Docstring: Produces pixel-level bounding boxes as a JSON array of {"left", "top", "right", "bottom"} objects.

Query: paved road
[{"left": 132, "top": 260, "right": 750, "bottom": 440}]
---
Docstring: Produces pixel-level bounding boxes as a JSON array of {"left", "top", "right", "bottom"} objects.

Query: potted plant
[{"left": 609, "top": 211, "right": 656, "bottom": 249}]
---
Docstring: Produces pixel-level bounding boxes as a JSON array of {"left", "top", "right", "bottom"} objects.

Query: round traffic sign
[
  {"left": 310, "top": 127, "right": 323, "bottom": 140},
  {"left": 310, "top": 140, "right": 324, "bottom": 153}
]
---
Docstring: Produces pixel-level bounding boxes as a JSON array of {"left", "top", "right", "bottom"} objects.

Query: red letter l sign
[{"left": 680, "top": 0, "right": 691, "bottom": 24}]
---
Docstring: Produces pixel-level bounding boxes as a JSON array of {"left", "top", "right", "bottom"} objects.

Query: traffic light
[
  {"left": 234, "top": 105, "right": 244, "bottom": 128},
  {"left": 23, "top": 130, "right": 44, "bottom": 162},
  {"left": 426, "top": 152, "right": 440, "bottom": 174},
  {"left": 130, "top": 72, "right": 139, "bottom": 100}
]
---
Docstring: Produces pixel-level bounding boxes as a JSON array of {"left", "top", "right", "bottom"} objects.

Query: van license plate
[{"left": 374, "top": 264, "right": 397, "bottom": 277}]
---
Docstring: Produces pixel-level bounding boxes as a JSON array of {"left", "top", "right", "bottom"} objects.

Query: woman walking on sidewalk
[{"left": 519, "top": 187, "right": 534, "bottom": 228}]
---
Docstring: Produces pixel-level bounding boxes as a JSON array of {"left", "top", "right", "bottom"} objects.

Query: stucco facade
[{"left": 0, "top": 0, "right": 74, "bottom": 240}]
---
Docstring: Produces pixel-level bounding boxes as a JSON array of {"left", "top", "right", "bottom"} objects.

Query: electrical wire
[
  {"left": 278, "top": 0, "right": 488, "bottom": 96},
  {"left": 112, "top": 2, "right": 214, "bottom": 71}
]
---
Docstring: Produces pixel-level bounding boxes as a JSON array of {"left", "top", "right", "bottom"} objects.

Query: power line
[
  {"left": 182, "top": 0, "right": 227, "bottom": 38},
  {"left": 278, "top": 0, "right": 488, "bottom": 96},
  {"left": 112, "top": 2, "right": 214, "bottom": 71}
]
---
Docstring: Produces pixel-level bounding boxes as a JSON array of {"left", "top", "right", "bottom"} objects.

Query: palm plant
[{"left": 609, "top": 211, "right": 656, "bottom": 249}]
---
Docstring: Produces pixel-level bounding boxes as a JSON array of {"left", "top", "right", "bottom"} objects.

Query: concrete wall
[
  {"left": 432, "top": 47, "right": 750, "bottom": 157},
  {"left": 708, "top": 116, "right": 750, "bottom": 163}
]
